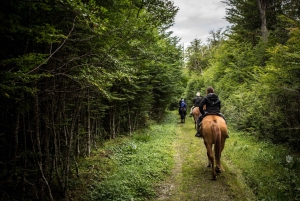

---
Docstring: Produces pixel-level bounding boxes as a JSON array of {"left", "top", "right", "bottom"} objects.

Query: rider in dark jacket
[
  {"left": 195, "top": 86, "right": 227, "bottom": 137},
  {"left": 189, "top": 92, "right": 202, "bottom": 116},
  {"left": 199, "top": 93, "right": 220, "bottom": 115}
]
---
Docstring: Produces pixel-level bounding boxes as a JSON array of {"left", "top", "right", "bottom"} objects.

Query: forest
[{"left": 0, "top": 0, "right": 300, "bottom": 200}]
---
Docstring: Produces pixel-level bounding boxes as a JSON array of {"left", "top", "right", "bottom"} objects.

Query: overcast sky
[{"left": 168, "top": 0, "right": 230, "bottom": 47}]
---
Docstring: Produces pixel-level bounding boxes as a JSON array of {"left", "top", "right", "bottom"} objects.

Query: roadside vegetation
[
  {"left": 69, "top": 112, "right": 300, "bottom": 201},
  {"left": 70, "top": 113, "right": 177, "bottom": 200},
  {"left": 224, "top": 128, "right": 300, "bottom": 201}
]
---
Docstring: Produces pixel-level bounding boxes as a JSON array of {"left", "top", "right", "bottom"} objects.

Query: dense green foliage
[
  {"left": 185, "top": 0, "right": 300, "bottom": 151},
  {"left": 0, "top": 0, "right": 184, "bottom": 200}
]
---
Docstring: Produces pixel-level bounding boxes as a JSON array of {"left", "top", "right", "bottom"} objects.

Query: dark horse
[
  {"left": 200, "top": 115, "right": 227, "bottom": 180},
  {"left": 179, "top": 107, "right": 187, "bottom": 123}
]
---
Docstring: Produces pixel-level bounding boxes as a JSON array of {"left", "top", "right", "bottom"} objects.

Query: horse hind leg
[
  {"left": 213, "top": 123, "right": 223, "bottom": 173},
  {"left": 207, "top": 158, "right": 211, "bottom": 167},
  {"left": 210, "top": 153, "right": 216, "bottom": 180},
  {"left": 205, "top": 143, "right": 216, "bottom": 180}
]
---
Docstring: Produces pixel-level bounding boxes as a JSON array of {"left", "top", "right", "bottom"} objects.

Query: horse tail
[{"left": 211, "top": 120, "right": 221, "bottom": 164}]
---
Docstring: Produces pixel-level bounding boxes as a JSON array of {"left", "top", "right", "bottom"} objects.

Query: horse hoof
[
  {"left": 212, "top": 175, "right": 217, "bottom": 180},
  {"left": 215, "top": 166, "right": 222, "bottom": 173}
]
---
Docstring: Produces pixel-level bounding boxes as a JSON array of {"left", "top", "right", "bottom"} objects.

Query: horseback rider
[
  {"left": 195, "top": 86, "right": 228, "bottom": 138},
  {"left": 178, "top": 98, "right": 184, "bottom": 114},
  {"left": 179, "top": 98, "right": 187, "bottom": 115},
  {"left": 189, "top": 92, "right": 202, "bottom": 117}
]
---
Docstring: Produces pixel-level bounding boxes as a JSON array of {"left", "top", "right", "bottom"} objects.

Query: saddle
[
  {"left": 203, "top": 112, "right": 221, "bottom": 117},
  {"left": 202, "top": 112, "right": 226, "bottom": 123}
]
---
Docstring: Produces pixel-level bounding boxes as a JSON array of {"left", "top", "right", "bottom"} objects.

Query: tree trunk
[
  {"left": 110, "top": 103, "right": 116, "bottom": 139},
  {"left": 257, "top": 0, "right": 268, "bottom": 42},
  {"left": 87, "top": 88, "right": 91, "bottom": 157},
  {"left": 62, "top": 91, "right": 83, "bottom": 196},
  {"left": 34, "top": 92, "right": 44, "bottom": 200},
  {"left": 127, "top": 104, "right": 132, "bottom": 136}
]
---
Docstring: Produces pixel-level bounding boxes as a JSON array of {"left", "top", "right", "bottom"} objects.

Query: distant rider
[
  {"left": 189, "top": 92, "right": 202, "bottom": 117},
  {"left": 179, "top": 98, "right": 187, "bottom": 116}
]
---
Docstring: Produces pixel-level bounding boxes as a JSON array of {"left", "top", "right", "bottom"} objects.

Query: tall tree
[{"left": 222, "top": 0, "right": 261, "bottom": 44}]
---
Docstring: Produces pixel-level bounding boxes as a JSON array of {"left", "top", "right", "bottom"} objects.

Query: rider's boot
[
  {"left": 195, "top": 123, "right": 202, "bottom": 138},
  {"left": 189, "top": 107, "right": 194, "bottom": 117}
]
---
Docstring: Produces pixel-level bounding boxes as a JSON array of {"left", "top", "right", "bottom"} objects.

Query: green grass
[
  {"left": 69, "top": 112, "right": 300, "bottom": 201},
  {"left": 224, "top": 127, "right": 300, "bottom": 201},
  {"left": 75, "top": 111, "right": 177, "bottom": 201}
]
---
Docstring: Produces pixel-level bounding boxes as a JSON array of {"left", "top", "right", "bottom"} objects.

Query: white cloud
[{"left": 168, "top": 0, "right": 230, "bottom": 47}]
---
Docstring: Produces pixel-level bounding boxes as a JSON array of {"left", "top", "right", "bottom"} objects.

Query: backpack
[{"left": 180, "top": 101, "right": 186, "bottom": 108}]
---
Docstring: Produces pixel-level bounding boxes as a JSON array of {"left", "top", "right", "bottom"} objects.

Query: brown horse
[
  {"left": 200, "top": 115, "right": 227, "bottom": 180},
  {"left": 191, "top": 107, "right": 201, "bottom": 129},
  {"left": 192, "top": 105, "right": 206, "bottom": 129}
]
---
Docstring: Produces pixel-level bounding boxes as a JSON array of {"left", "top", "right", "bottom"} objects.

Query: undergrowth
[
  {"left": 224, "top": 128, "right": 300, "bottom": 201},
  {"left": 69, "top": 112, "right": 300, "bottom": 201},
  {"left": 76, "top": 112, "right": 177, "bottom": 201}
]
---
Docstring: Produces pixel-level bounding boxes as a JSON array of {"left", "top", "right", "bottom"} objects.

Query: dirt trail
[{"left": 154, "top": 116, "right": 256, "bottom": 201}]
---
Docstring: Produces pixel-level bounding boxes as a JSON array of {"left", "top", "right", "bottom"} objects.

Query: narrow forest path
[{"left": 153, "top": 115, "right": 256, "bottom": 201}]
